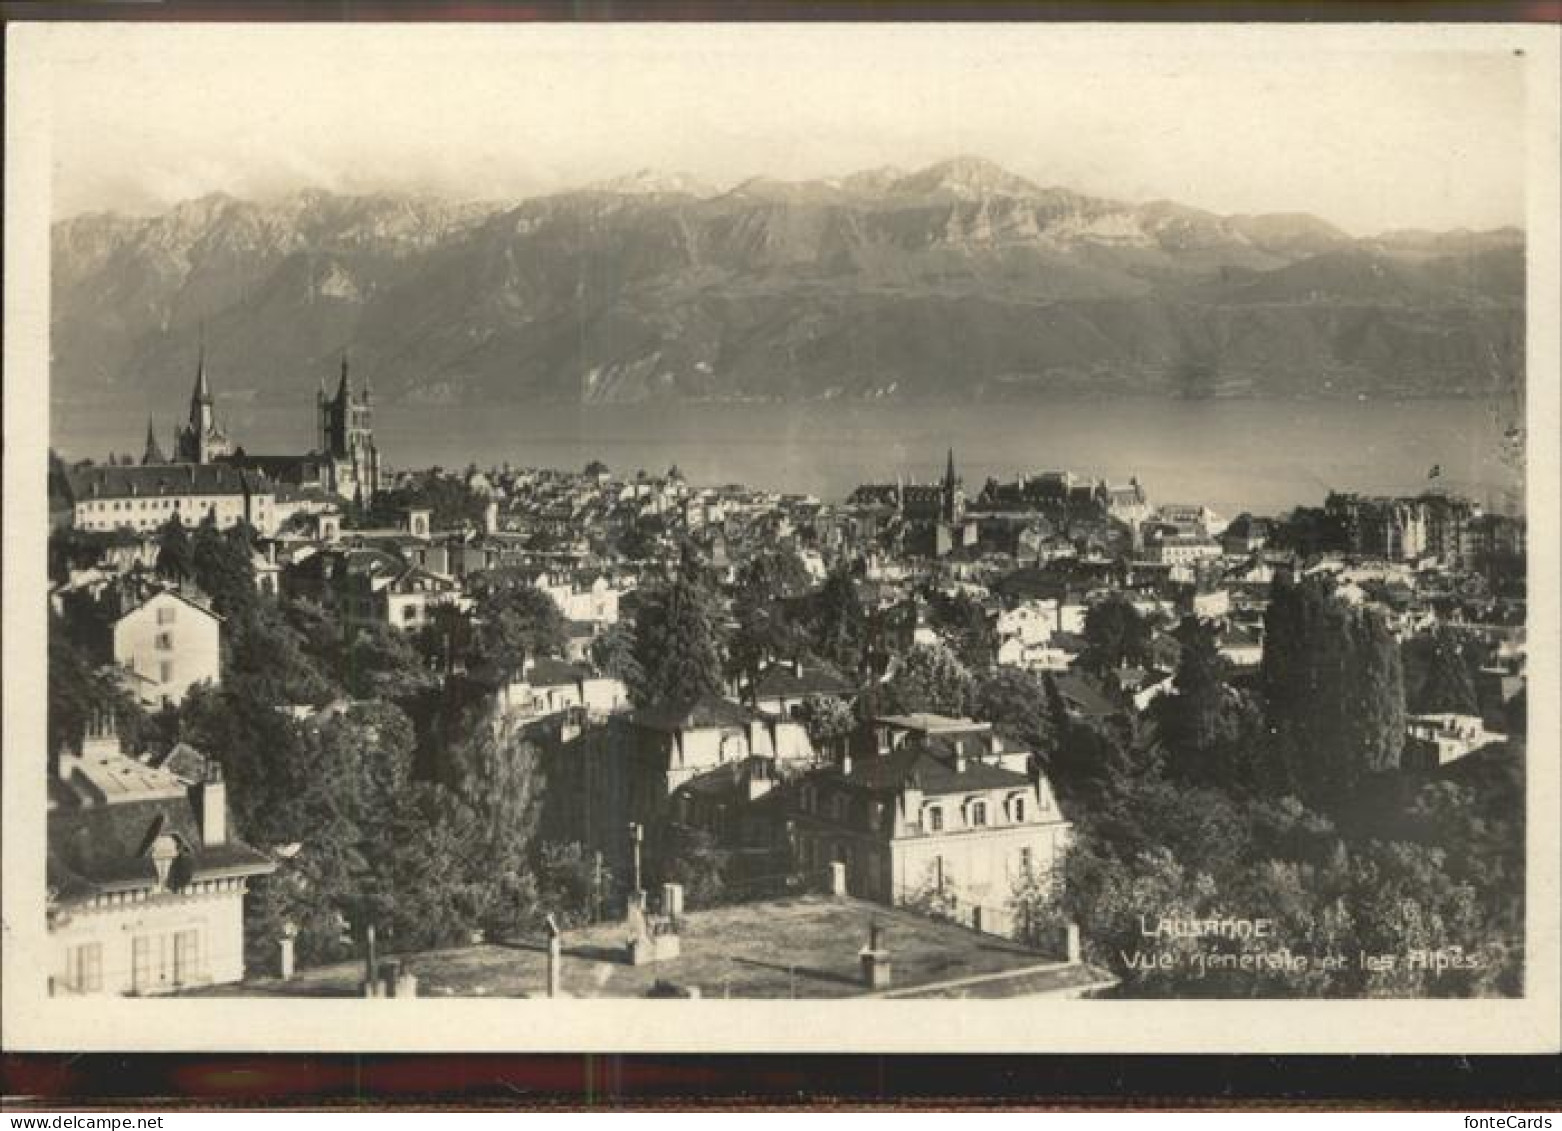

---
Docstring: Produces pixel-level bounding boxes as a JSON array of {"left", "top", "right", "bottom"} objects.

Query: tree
[
  {"left": 795, "top": 694, "right": 857, "bottom": 757},
  {"left": 972, "top": 667, "right": 1056, "bottom": 761},
  {"left": 589, "top": 620, "right": 642, "bottom": 686},
  {"left": 728, "top": 549, "right": 815, "bottom": 685},
  {"left": 534, "top": 842, "right": 613, "bottom": 928},
  {"left": 1079, "top": 596, "right": 1152, "bottom": 673},
  {"left": 735, "top": 549, "right": 813, "bottom": 606},
  {"left": 659, "top": 826, "right": 727, "bottom": 909},
  {"left": 436, "top": 701, "right": 551, "bottom": 933},
  {"left": 928, "top": 591, "right": 998, "bottom": 672},
  {"left": 189, "top": 516, "right": 256, "bottom": 619},
  {"left": 47, "top": 608, "right": 141, "bottom": 763},
  {"left": 225, "top": 605, "right": 337, "bottom": 706},
  {"left": 1153, "top": 617, "right": 1263, "bottom": 788},
  {"left": 282, "top": 597, "right": 346, "bottom": 677},
  {"left": 883, "top": 642, "right": 973, "bottom": 717},
  {"left": 630, "top": 553, "right": 725, "bottom": 707},
  {"left": 472, "top": 584, "right": 567, "bottom": 679},
  {"left": 1260, "top": 574, "right": 1406, "bottom": 809},
  {"left": 1409, "top": 629, "right": 1479, "bottom": 716},
  {"left": 617, "top": 517, "right": 665, "bottom": 562},
  {"left": 811, "top": 564, "right": 868, "bottom": 675},
  {"left": 155, "top": 516, "right": 194, "bottom": 583},
  {"left": 416, "top": 601, "right": 477, "bottom": 676},
  {"left": 344, "top": 622, "right": 439, "bottom": 701}
]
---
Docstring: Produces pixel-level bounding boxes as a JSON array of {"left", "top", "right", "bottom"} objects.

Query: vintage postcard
[{"left": 3, "top": 19, "right": 1558, "bottom": 1054}]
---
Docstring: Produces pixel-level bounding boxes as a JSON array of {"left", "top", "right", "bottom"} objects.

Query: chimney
[
  {"left": 80, "top": 709, "right": 121, "bottom": 759},
  {"left": 953, "top": 739, "right": 968, "bottom": 776},
  {"left": 194, "top": 759, "right": 227, "bottom": 847}
]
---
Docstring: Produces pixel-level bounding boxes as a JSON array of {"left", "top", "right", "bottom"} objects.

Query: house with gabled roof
[{"left": 58, "top": 579, "right": 223, "bottom": 708}]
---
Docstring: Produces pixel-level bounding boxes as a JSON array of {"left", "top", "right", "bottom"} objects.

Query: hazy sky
[{"left": 34, "top": 23, "right": 1530, "bottom": 234}]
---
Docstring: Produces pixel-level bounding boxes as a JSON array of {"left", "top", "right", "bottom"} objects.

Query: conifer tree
[
  {"left": 155, "top": 515, "right": 195, "bottom": 583},
  {"left": 1260, "top": 574, "right": 1405, "bottom": 807},
  {"left": 630, "top": 549, "right": 724, "bottom": 707},
  {"left": 811, "top": 563, "right": 868, "bottom": 675},
  {"left": 1414, "top": 629, "right": 1479, "bottom": 716}
]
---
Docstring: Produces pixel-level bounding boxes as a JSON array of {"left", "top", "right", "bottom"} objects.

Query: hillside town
[{"left": 43, "top": 355, "right": 1528, "bottom": 1000}]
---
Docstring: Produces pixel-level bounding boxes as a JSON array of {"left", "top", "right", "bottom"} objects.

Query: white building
[
  {"left": 47, "top": 723, "right": 273, "bottom": 996},
  {"left": 66, "top": 464, "right": 279, "bottom": 537},
  {"left": 790, "top": 715, "right": 1070, "bottom": 913},
  {"left": 498, "top": 658, "right": 631, "bottom": 720},
  {"left": 1404, "top": 713, "right": 1505, "bottom": 770},
  {"left": 111, "top": 588, "right": 222, "bottom": 707}
]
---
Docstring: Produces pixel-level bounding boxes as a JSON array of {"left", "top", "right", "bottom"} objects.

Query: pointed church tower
[
  {"left": 942, "top": 447, "right": 961, "bottom": 525},
  {"left": 174, "top": 340, "right": 230, "bottom": 464},
  {"left": 141, "top": 417, "right": 167, "bottom": 465}
]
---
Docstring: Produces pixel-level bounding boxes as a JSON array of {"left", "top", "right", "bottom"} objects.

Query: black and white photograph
[{"left": 3, "top": 18, "right": 1558, "bottom": 1054}]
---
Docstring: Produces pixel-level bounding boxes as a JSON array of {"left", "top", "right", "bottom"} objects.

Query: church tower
[
  {"left": 173, "top": 345, "right": 232, "bottom": 464},
  {"left": 941, "top": 447, "right": 964, "bottom": 525},
  {"left": 317, "top": 354, "right": 380, "bottom": 504},
  {"left": 141, "top": 417, "right": 167, "bottom": 465}
]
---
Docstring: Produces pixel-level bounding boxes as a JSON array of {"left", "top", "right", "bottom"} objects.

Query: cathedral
[
  {"left": 145, "top": 350, "right": 381, "bottom": 506},
  {"left": 316, "top": 356, "right": 382, "bottom": 505}
]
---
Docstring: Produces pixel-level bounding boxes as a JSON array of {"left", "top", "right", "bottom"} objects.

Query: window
[
  {"left": 1012, "top": 796, "right": 1027, "bottom": 823},
  {"left": 159, "top": 661, "right": 174, "bottom": 683},
  {"left": 174, "top": 929, "right": 201, "bottom": 984},
  {"left": 1019, "top": 847, "right": 1034, "bottom": 877},
  {"left": 926, "top": 806, "right": 944, "bottom": 833},
  {"left": 157, "top": 606, "right": 176, "bottom": 625},
  {"left": 154, "top": 632, "right": 173, "bottom": 650},
  {"left": 970, "top": 800, "right": 988, "bottom": 827},
  {"left": 66, "top": 942, "right": 102, "bottom": 993}
]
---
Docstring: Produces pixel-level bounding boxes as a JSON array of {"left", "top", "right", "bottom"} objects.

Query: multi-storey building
[
  {"left": 788, "top": 714, "right": 1070, "bottom": 908},
  {"left": 47, "top": 720, "right": 273, "bottom": 996},
  {"left": 64, "top": 463, "right": 278, "bottom": 536}
]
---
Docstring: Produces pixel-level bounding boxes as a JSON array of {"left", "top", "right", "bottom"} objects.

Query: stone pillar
[
  {"left": 860, "top": 949, "right": 892, "bottom": 990},
  {"left": 395, "top": 969, "right": 419, "bottom": 999},
  {"left": 277, "top": 937, "right": 295, "bottom": 982},
  {"left": 661, "top": 882, "right": 685, "bottom": 920},
  {"left": 547, "top": 935, "right": 563, "bottom": 999},
  {"left": 828, "top": 861, "right": 847, "bottom": 896},
  {"left": 1066, "top": 922, "right": 1082, "bottom": 964}
]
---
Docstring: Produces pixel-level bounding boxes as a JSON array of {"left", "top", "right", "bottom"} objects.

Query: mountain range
[{"left": 50, "top": 156, "right": 1525, "bottom": 411}]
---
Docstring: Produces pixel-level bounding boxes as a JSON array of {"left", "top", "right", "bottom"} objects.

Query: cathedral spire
[
  {"left": 193, "top": 331, "right": 212, "bottom": 406},
  {"left": 944, "top": 447, "right": 956, "bottom": 491},
  {"left": 337, "top": 351, "right": 351, "bottom": 401},
  {"left": 141, "top": 417, "right": 166, "bottom": 465}
]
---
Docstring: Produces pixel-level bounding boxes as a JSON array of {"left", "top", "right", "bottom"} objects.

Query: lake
[{"left": 52, "top": 397, "right": 1524, "bottom": 520}]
